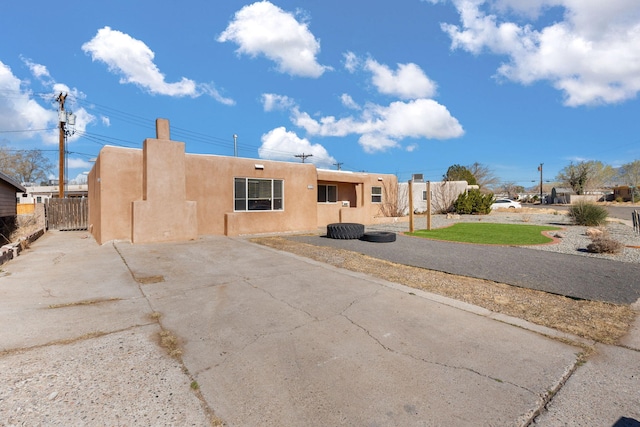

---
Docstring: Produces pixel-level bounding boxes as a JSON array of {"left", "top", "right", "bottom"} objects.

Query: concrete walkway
[{"left": 0, "top": 231, "right": 639, "bottom": 426}]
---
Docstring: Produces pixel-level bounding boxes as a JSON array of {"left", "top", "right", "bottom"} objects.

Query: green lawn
[{"left": 406, "top": 222, "right": 561, "bottom": 245}]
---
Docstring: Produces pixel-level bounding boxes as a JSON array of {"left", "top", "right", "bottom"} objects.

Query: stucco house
[
  {"left": 613, "top": 185, "right": 637, "bottom": 202},
  {"left": 88, "top": 119, "right": 397, "bottom": 244}
]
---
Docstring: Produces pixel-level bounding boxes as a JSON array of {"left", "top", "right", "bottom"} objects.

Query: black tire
[
  {"left": 326, "top": 223, "right": 365, "bottom": 239},
  {"left": 360, "top": 231, "right": 396, "bottom": 243}
]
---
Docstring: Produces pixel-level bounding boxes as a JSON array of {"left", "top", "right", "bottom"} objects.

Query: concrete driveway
[{"left": 1, "top": 231, "right": 638, "bottom": 426}]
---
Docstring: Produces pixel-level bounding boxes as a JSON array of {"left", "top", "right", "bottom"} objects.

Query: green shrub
[
  {"left": 453, "top": 190, "right": 494, "bottom": 215},
  {"left": 568, "top": 201, "right": 608, "bottom": 226}
]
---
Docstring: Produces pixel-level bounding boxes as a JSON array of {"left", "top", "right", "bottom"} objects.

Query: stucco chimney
[{"left": 156, "top": 118, "right": 170, "bottom": 140}]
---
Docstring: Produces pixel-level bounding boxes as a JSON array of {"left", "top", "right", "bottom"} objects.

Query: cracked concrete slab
[
  {"left": 114, "top": 235, "right": 582, "bottom": 426},
  {"left": 533, "top": 343, "right": 640, "bottom": 425},
  {"left": 0, "top": 325, "right": 209, "bottom": 425},
  {"left": 0, "top": 232, "right": 212, "bottom": 425},
  {"left": 13, "top": 231, "right": 636, "bottom": 426},
  {"left": 0, "top": 232, "right": 150, "bottom": 351}
]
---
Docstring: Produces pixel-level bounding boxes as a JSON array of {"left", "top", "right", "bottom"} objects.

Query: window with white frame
[
  {"left": 234, "top": 178, "right": 283, "bottom": 211},
  {"left": 317, "top": 184, "right": 337, "bottom": 203},
  {"left": 371, "top": 186, "right": 382, "bottom": 203}
]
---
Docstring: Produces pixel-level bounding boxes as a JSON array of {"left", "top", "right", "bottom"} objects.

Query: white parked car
[{"left": 491, "top": 198, "right": 522, "bottom": 210}]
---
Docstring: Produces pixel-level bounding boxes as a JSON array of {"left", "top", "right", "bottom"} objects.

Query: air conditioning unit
[
  {"left": 412, "top": 174, "right": 424, "bottom": 182},
  {"left": 341, "top": 201, "right": 350, "bottom": 207}
]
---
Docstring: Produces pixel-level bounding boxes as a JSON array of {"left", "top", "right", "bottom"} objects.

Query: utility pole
[
  {"left": 537, "top": 163, "right": 543, "bottom": 204},
  {"left": 333, "top": 162, "right": 343, "bottom": 170},
  {"left": 295, "top": 153, "right": 313, "bottom": 163},
  {"left": 57, "top": 93, "right": 67, "bottom": 199}
]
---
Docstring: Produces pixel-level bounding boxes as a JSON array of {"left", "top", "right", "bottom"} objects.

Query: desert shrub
[
  {"left": 568, "top": 201, "right": 608, "bottom": 226},
  {"left": 615, "top": 196, "right": 624, "bottom": 203},
  {"left": 453, "top": 190, "right": 494, "bottom": 215},
  {"left": 586, "top": 237, "right": 623, "bottom": 254}
]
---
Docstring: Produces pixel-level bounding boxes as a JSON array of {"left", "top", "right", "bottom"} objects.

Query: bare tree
[
  {"left": 498, "top": 182, "right": 525, "bottom": 199},
  {"left": 379, "top": 180, "right": 404, "bottom": 217},
  {"left": 619, "top": 160, "right": 640, "bottom": 188},
  {"left": 467, "top": 162, "right": 499, "bottom": 192},
  {"left": 586, "top": 161, "right": 617, "bottom": 190},
  {"left": 0, "top": 147, "right": 53, "bottom": 184},
  {"left": 557, "top": 160, "right": 616, "bottom": 194}
]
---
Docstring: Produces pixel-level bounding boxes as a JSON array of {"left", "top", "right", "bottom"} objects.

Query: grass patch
[{"left": 407, "top": 223, "right": 561, "bottom": 245}]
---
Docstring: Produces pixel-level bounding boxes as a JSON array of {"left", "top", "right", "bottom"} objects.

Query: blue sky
[{"left": 1, "top": 0, "right": 639, "bottom": 187}]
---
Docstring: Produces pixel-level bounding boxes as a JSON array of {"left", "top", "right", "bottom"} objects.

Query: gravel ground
[{"left": 368, "top": 211, "right": 640, "bottom": 264}]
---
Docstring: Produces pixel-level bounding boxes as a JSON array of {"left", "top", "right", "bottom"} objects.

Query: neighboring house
[
  {"left": 0, "top": 171, "right": 26, "bottom": 244},
  {"left": 551, "top": 187, "right": 603, "bottom": 204},
  {"left": 613, "top": 185, "right": 636, "bottom": 202},
  {"left": 88, "top": 119, "right": 397, "bottom": 244},
  {"left": 17, "top": 184, "right": 88, "bottom": 204},
  {"left": 551, "top": 187, "right": 574, "bottom": 204},
  {"left": 398, "top": 180, "right": 470, "bottom": 214}
]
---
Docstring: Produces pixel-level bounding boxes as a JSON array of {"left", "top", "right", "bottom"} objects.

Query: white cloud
[
  {"left": 70, "top": 172, "right": 88, "bottom": 185},
  {"left": 291, "top": 99, "right": 463, "bottom": 152},
  {"left": 440, "top": 0, "right": 640, "bottom": 106},
  {"left": 358, "top": 134, "right": 399, "bottom": 153},
  {"left": 0, "top": 60, "right": 57, "bottom": 140},
  {"left": 200, "top": 84, "right": 236, "bottom": 106},
  {"left": 340, "top": 93, "right": 361, "bottom": 110},
  {"left": 0, "top": 59, "right": 96, "bottom": 145},
  {"left": 375, "top": 99, "right": 463, "bottom": 139},
  {"left": 365, "top": 59, "right": 438, "bottom": 99},
  {"left": 258, "top": 127, "right": 336, "bottom": 167},
  {"left": 262, "top": 93, "right": 296, "bottom": 111},
  {"left": 67, "top": 158, "right": 93, "bottom": 169},
  {"left": 218, "top": 1, "right": 330, "bottom": 78},
  {"left": 22, "top": 56, "right": 53, "bottom": 84},
  {"left": 343, "top": 51, "right": 360, "bottom": 73},
  {"left": 82, "top": 26, "right": 234, "bottom": 104}
]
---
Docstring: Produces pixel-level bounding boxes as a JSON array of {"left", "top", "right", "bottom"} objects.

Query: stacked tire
[
  {"left": 360, "top": 231, "right": 396, "bottom": 243},
  {"left": 326, "top": 223, "right": 365, "bottom": 239}
]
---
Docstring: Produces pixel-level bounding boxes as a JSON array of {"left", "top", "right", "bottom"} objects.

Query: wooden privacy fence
[{"left": 45, "top": 198, "right": 88, "bottom": 231}]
